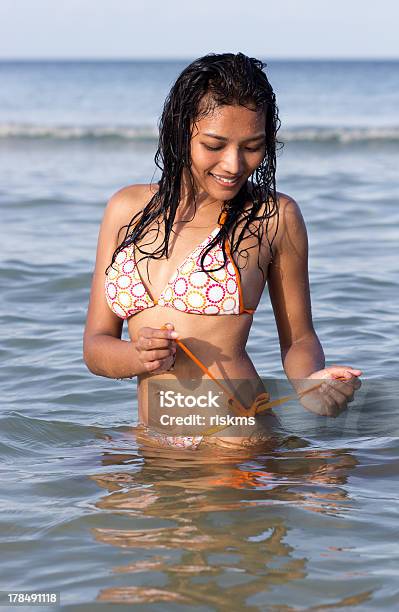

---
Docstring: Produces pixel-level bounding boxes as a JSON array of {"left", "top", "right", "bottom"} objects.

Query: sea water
[{"left": 0, "top": 60, "right": 398, "bottom": 609}]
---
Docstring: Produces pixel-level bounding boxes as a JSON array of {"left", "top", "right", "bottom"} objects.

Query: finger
[
  {"left": 339, "top": 377, "right": 361, "bottom": 395},
  {"left": 141, "top": 336, "right": 176, "bottom": 351},
  {"left": 146, "top": 349, "right": 173, "bottom": 362},
  {"left": 143, "top": 359, "right": 162, "bottom": 372},
  {"left": 152, "top": 353, "right": 176, "bottom": 374},
  {"left": 331, "top": 376, "right": 361, "bottom": 395},
  {"left": 325, "top": 386, "right": 348, "bottom": 414},
  {"left": 138, "top": 326, "right": 157, "bottom": 338},
  {"left": 312, "top": 386, "right": 335, "bottom": 416},
  {"left": 160, "top": 322, "right": 179, "bottom": 339},
  {"left": 161, "top": 322, "right": 175, "bottom": 331},
  {"left": 321, "top": 397, "right": 339, "bottom": 418},
  {"left": 325, "top": 406, "right": 340, "bottom": 418},
  {"left": 322, "top": 390, "right": 339, "bottom": 418},
  {"left": 327, "top": 379, "right": 355, "bottom": 401},
  {"left": 317, "top": 385, "right": 343, "bottom": 417},
  {"left": 145, "top": 358, "right": 173, "bottom": 373},
  {"left": 329, "top": 365, "right": 363, "bottom": 378},
  {"left": 140, "top": 326, "right": 179, "bottom": 340}
]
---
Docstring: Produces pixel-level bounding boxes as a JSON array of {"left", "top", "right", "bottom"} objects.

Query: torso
[{"left": 116, "top": 184, "right": 282, "bottom": 444}]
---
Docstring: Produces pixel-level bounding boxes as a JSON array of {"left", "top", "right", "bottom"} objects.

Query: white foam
[{"left": 0, "top": 123, "right": 399, "bottom": 143}]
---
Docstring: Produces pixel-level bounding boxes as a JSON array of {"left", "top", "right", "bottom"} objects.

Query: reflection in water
[{"left": 88, "top": 426, "right": 372, "bottom": 608}]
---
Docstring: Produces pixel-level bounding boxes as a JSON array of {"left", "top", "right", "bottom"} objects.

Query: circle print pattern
[
  {"left": 134, "top": 299, "right": 149, "bottom": 310},
  {"left": 180, "top": 259, "right": 195, "bottom": 275},
  {"left": 210, "top": 268, "right": 227, "bottom": 283},
  {"left": 117, "top": 275, "right": 132, "bottom": 290},
  {"left": 105, "top": 228, "right": 244, "bottom": 318},
  {"left": 162, "top": 286, "right": 173, "bottom": 302},
  {"left": 215, "top": 249, "right": 225, "bottom": 264},
  {"left": 174, "top": 277, "right": 188, "bottom": 296},
  {"left": 118, "top": 291, "right": 132, "bottom": 309},
  {"left": 112, "top": 302, "right": 128, "bottom": 318},
  {"left": 187, "top": 291, "right": 205, "bottom": 309},
  {"left": 172, "top": 298, "right": 187, "bottom": 312},
  {"left": 204, "top": 305, "right": 220, "bottom": 315},
  {"left": 202, "top": 253, "right": 214, "bottom": 268},
  {"left": 107, "top": 266, "right": 118, "bottom": 281},
  {"left": 115, "top": 250, "right": 127, "bottom": 265},
  {"left": 106, "top": 282, "right": 117, "bottom": 300},
  {"left": 226, "top": 277, "right": 237, "bottom": 295},
  {"left": 131, "top": 282, "right": 146, "bottom": 298},
  {"left": 207, "top": 284, "right": 225, "bottom": 304},
  {"left": 189, "top": 271, "right": 208, "bottom": 288},
  {"left": 222, "top": 297, "right": 236, "bottom": 313},
  {"left": 122, "top": 259, "right": 135, "bottom": 274}
]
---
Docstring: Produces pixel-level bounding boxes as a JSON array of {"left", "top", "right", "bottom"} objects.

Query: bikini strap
[
  {"left": 218, "top": 210, "right": 228, "bottom": 226},
  {"left": 219, "top": 211, "right": 255, "bottom": 316},
  {"left": 241, "top": 307, "right": 255, "bottom": 315}
]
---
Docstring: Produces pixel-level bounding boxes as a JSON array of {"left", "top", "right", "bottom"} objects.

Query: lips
[{"left": 209, "top": 172, "right": 242, "bottom": 187}]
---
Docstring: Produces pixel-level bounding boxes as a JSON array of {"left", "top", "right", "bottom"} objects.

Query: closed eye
[
  {"left": 244, "top": 145, "right": 265, "bottom": 152},
  {"left": 202, "top": 143, "right": 265, "bottom": 152},
  {"left": 203, "top": 144, "right": 223, "bottom": 151}
]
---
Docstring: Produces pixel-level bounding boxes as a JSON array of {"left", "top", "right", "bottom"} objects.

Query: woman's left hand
[{"left": 297, "top": 365, "right": 362, "bottom": 417}]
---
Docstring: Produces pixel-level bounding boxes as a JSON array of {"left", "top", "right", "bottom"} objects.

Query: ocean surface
[{"left": 0, "top": 60, "right": 398, "bottom": 610}]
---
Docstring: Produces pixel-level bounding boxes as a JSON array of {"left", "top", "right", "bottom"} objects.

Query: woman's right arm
[
  {"left": 83, "top": 187, "right": 142, "bottom": 378},
  {"left": 83, "top": 186, "right": 176, "bottom": 378}
]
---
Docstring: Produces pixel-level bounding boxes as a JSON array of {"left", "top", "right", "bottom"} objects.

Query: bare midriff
[{"left": 128, "top": 306, "right": 279, "bottom": 447}]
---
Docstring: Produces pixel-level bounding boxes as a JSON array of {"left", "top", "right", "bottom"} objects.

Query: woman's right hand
[{"left": 134, "top": 323, "right": 178, "bottom": 374}]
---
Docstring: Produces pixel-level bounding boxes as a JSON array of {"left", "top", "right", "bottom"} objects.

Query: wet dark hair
[{"left": 106, "top": 52, "right": 282, "bottom": 284}]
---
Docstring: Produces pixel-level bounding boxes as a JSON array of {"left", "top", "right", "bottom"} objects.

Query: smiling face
[{"left": 189, "top": 102, "right": 266, "bottom": 202}]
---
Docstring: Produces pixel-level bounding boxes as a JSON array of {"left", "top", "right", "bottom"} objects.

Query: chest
[{"left": 134, "top": 220, "right": 271, "bottom": 309}]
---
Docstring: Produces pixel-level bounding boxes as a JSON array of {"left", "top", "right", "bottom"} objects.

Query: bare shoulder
[
  {"left": 273, "top": 191, "right": 307, "bottom": 251},
  {"left": 276, "top": 191, "right": 303, "bottom": 222},
  {"left": 105, "top": 183, "right": 159, "bottom": 243},
  {"left": 106, "top": 182, "right": 158, "bottom": 222},
  {"left": 256, "top": 190, "right": 305, "bottom": 259},
  {"left": 258, "top": 190, "right": 303, "bottom": 227}
]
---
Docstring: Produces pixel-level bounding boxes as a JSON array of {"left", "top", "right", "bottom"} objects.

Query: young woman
[{"left": 83, "top": 53, "right": 361, "bottom": 449}]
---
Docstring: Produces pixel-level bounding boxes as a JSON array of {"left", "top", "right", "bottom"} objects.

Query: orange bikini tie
[{"left": 160, "top": 324, "right": 340, "bottom": 437}]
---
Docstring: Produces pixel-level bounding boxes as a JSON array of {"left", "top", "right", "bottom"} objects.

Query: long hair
[{"left": 106, "top": 52, "right": 282, "bottom": 283}]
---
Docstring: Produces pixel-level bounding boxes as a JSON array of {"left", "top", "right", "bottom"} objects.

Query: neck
[{"left": 177, "top": 169, "right": 223, "bottom": 221}]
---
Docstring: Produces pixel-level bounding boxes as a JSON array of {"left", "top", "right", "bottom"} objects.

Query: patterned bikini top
[{"left": 104, "top": 211, "right": 255, "bottom": 319}]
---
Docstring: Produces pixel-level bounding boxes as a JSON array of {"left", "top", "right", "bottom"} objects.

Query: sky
[{"left": 0, "top": 0, "right": 398, "bottom": 60}]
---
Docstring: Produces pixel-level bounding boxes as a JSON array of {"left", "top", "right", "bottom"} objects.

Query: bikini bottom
[{"left": 137, "top": 411, "right": 282, "bottom": 451}]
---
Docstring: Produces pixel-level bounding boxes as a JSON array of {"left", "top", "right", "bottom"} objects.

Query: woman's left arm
[{"left": 267, "top": 195, "right": 361, "bottom": 415}]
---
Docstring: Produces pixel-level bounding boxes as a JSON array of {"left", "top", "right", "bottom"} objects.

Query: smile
[{"left": 209, "top": 173, "right": 241, "bottom": 187}]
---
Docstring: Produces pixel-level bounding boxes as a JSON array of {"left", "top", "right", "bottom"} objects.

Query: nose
[{"left": 220, "top": 146, "right": 244, "bottom": 176}]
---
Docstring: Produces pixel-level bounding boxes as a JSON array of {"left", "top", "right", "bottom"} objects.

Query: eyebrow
[{"left": 203, "top": 132, "right": 266, "bottom": 143}]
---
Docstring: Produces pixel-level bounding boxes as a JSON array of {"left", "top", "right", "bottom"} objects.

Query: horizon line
[{"left": 0, "top": 56, "right": 398, "bottom": 62}]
